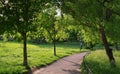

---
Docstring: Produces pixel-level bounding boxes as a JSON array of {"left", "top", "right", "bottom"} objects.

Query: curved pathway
[{"left": 32, "top": 52, "right": 88, "bottom": 74}]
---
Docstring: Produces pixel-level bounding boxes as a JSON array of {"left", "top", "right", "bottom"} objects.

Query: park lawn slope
[
  {"left": 0, "top": 41, "right": 83, "bottom": 74},
  {"left": 81, "top": 50, "right": 120, "bottom": 74}
]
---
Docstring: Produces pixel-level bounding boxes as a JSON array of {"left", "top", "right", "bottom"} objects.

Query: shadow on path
[
  {"left": 62, "top": 69, "right": 81, "bottom": 74},
  {"left": 30, "top": 52, "right": 87, "bottom": 74}
]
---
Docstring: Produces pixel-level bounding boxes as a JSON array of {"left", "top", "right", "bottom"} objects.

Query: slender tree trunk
[
  {"left": 53, "top": 27, "right": 56, "bottom": 56},
  {"left": 46, "top": 29, "right": 56, "bottom": 56},
  {"left": 23, "top": 0, "right": 28, "bottom": 66},
  {"left": 99, "top": 25, "right": 116, "bottom": 67},
  {"left": 22, "top": 32, "right": 28, "bottom": 66},
  {"left": 53, "top": 39, "right": 56, "bottom": 56}
]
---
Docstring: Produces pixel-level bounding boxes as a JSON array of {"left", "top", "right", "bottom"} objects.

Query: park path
[{"left": 32, "top": 52, "right": 88, "bottom": 74}]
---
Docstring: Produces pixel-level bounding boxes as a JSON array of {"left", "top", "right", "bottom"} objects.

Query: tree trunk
[
  {"left": 53, "top": 27, "right": 56, "bottom": 56},
  {"left": 53, "top": 39, "right": 56, "bottom": 56},
  {"left": 22, "top": 32, "right": 28, "bottom": 66},
  {"left": 53, "top": 28, "right": 56, "bottom": 56},
  {"left": 99, "top": 25, "right": 116, "bottom": 67}
]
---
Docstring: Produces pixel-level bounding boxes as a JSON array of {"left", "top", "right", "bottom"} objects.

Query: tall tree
[
  {"left": 2, "top": 0, "right": 51, "bottom": 66},
  {"left": 36, "top": 6, "right": 67, "bottom": 56},
  {"left": 35, "top": 5, "right": 73, "bottom": 56},
  {"left": 61, "top": 0, "right": 120, "bottom": 66}
]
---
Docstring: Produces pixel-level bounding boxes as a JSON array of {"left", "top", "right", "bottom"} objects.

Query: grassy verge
[
  {"left": 0, "top": 41, "right": 86, "bottom": 74},
  {"left": 81, "top": 50, "right": 120, "bottom": 74}
]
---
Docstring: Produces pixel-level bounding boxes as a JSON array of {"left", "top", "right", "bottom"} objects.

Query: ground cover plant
[
  {"left": 0, "top": 41, "right": 84, "bottom": 74},
  {"left": 82, "top": 50, "right": 120, "bottom": 74}
]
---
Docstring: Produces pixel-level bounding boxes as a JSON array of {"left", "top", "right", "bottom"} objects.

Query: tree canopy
[{"left": 61, "top": 0, "right": 120, "bottom": 67}]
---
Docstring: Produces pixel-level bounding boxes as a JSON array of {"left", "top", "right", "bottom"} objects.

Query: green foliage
[
  {"left": 61, "top": 0, "right": 101, "bottom": 44},
  {"left": 0, "top": 41, "right": 83, "bottom": 73},
  {"left": 61, "top": 0, "right": 120, "bottom": 43},
  {"left": 1, "top": 0, "right": 57, "bottom": 66},
  {"left": 35, "top": 5, "right": 57, "bottom": 42},
  {"left": 81, "top": 26, "right": 100, "bottom": 44},
  {"left": 1, "top": 0, "right": 56, "bottom": 34},
  {"left": 27, "top": 27, "right": 45, "bottom": 44},
  {"left": 81, "top": 50, "right": 120, "bottom": 74},
  {"left": 35, "top": 9, "right": 74, "bottom": 43},
  {"left": 105, "top": 14, "right": 120, "bottom": 43}
]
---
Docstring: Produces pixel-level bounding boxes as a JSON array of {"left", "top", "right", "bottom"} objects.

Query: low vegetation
[
  {"left": 82, "top": 50, "right": 120, "bottom": 74},
  {"left": 0, "top": 41, "right": 84, "bottom": 73}
]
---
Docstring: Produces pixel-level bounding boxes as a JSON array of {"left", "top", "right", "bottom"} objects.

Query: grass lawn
[
  {"left": 0, "top": 41, "right": 85, "bottom": 74},
  {"left": 81, "top": 50, "right": 120, "bottom": 74}
]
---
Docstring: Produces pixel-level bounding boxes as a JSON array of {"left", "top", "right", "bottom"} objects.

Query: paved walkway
[{"left": 32, "top": 52, "right": 87, "bottom": 74}]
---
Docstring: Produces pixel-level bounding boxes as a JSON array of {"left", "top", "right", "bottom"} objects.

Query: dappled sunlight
[{"left": 0, "top": 41, "right": 83, "bottom": 73}]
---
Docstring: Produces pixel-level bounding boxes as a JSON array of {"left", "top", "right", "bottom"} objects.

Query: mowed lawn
[
  {"left": 82, "top": 50, "right": 120, "bottom": 74},
  {"left": 0, "top": 41, "right": 83, "bottom": 74}
]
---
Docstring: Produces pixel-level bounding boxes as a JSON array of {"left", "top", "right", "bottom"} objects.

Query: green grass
[
  {"left": 81, "top": 50, "right": 120, "bottom": 74},
  {"left": 0, "top": 41, "right": 85, "bottom": 74}
]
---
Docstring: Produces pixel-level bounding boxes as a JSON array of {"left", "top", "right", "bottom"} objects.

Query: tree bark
[
  {"left": 53, "top": 27, "right": 56, "bottom": 56},
  {"left": 22, "top": 32, "right": 28, "bottom": 66},
  {"left": 99, "top": 25, "right": 116, "bottom": 67},
  {"left": 23, "top": 0, "right": 28, "bottom": 66},
  {"left": 53, "top": 39, "right": 56, "bottom": 56}
]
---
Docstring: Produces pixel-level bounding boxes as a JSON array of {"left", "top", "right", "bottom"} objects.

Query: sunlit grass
[
  {"left": 81, "top": 50, "right": 120, "bottom": 74},
  {"left": 0, "top": 41, "right": 85, "bottom": 73}
]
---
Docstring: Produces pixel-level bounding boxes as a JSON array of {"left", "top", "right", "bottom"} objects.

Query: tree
[
  {"left": 61, "top": 0, "right": 120, "bottom": 67},
  {"left": 36, "top": 5, "right": 69, "bottom": 56},
  {"left": 2, "top": 0, "right": 52, "bottom": 66}
]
